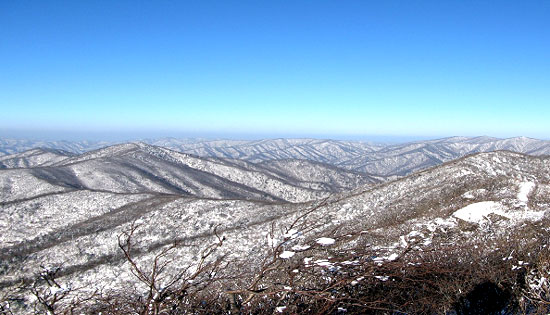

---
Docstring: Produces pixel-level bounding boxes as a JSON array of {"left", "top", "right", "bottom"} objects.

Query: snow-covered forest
[{"left": 1, "top": 138, "right": 550, "bottom": 313}]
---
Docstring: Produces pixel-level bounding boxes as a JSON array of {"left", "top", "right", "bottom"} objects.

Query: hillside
[
  {"left": 0, "top": 148, "right": 75, "bottom": 169},
  {"left": 0, "top": 143, "right": 377, "bottom": 204},
  {"left": 2, "top": 136, "right": 550, "bottom": 177},
  {"left": 0, "top": 139, "right": 113, "bottom": 156},
  {"left": 1, "top": 150, "right": 549, "bottom": 313}
]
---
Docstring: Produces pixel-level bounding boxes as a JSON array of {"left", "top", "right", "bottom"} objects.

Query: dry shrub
[{"left": 6, "top": 218, "right": 550, "bottom": 314}]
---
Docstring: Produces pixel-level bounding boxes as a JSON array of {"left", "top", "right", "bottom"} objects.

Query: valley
[{"left": 1, "top": 137, "right": 549, "bottom": 313}]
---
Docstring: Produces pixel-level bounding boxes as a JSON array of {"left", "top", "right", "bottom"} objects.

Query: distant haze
[{"left": 0, "top": 128, "right": 438, "bottom": 143}]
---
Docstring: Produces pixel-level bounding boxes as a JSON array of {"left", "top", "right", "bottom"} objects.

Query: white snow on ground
[
  {"left": 372, "top": 253, "right": 399, "bottom": 265},
  {"left": 462, "top": 188, "right": 487, "bottom": 200},
  {"left": 407, "top": 230, "right": 423, "bottom": 238},
  {"left": 387, "top": 253, "right": 399, "bottom": 261},
  {"left": 453, "top": 201, "right": 505, "bottom": 223},
  {"left": 375, "top": 275, "right": 389, "bottom": 281},
  {"left": 462, "top": 191, "right": 475, "bottom": 199},
  {"left": 351, "top": 276, "right": 365, "bottom": 286},
  {"left": 279, "top": 251, "right": 295, "bottom": 259},
  {"left": 276, "top": 306, "right": 287, "bottom": 312},
  {"left": 291, "top": 244, "right": 310, "bottom": 251},
  {"left": 316, "top": 237, "right": 335, "bottom": 246},
  {"left": 518, "top": 182, "right": 536, "bottom": 203},
  {"left": 453, "top": 199, "right": 547, "bottom": 225},
  {"left": 49, "top": 285, "right": 70, "bottom": 295},
  {"left": 425, "top": 217, "right": 457, "bottom": 232},
  {"left": 341, "top": 260, "right": 359, "bottom": 265},
  {"left": 506, "top": 209, "right": 547, "bottom": 222},
  {"left": 313, "top": 259, "right": 333, "bottom": 267}
]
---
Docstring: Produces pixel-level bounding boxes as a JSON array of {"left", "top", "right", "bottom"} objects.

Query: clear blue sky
[{"left": 1, "top": 1, "right": 549, "bottom": 140}]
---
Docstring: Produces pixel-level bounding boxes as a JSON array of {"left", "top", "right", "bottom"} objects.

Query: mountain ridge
[
  {"left": 0, "top": 142, "right": 376, "bottom": 204},
  {"left": 2, "top": 150, "right": 549, "bottom": 311},
  {"left": 3, "top": 136, "right": 550, "bottom": 177},
  {"left": 2, "top": 140, "right": 550, "bottom": 313}
]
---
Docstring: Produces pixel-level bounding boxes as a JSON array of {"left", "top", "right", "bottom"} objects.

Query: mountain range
[
  {"left": 0, "top": 143, "right": 379, "bottom": 204},
  {"left": 2, "top": 136, "right": 550, "bottom": 176},
  {"left": 1, "top": 136, "right": 550, "bottom": 313}
]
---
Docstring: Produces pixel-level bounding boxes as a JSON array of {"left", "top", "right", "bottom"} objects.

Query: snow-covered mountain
[
  {"left": 1, "top": 150, "right": 549, "bottom": 313},
  {"left": 2, "top": 136, "right": 550, "bottom": 176},
  {"left": 151, "top": 138, "right": 383, "bottom": 164},
  {"left": 0, "top": 142, "right": 376, "bottom": 204},
  {"left": 336, "top": 136, "right": 550, "bottom": 175},
  {"left": 158, "top": 136, "right": 550, "bottom": 176},
  {"left": 0, "top": 138, "right": 114, "bottom": 156},
  {"left": 0, "top": 148, "right": 75, "bottom": 169}
]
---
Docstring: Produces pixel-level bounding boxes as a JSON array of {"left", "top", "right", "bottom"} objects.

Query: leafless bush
[
  {"left": 519, "top": 248, "right": 550, "bottom": 314},
  {"left": 218, "top": 223, "right": 548, "bottom": 314},
  {"left": 3, "top": 264, "right": 98, "bottom": 315},
  {"left": 8, "top": 209, "right": 550, "bottom": 314},
  {"left": 114, "top": 220, "right": 227, "bottom": 314}
]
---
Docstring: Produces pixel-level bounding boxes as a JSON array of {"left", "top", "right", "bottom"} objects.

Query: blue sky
[{"left": 1, "top": 1, "right": 549, "bottom": 140}]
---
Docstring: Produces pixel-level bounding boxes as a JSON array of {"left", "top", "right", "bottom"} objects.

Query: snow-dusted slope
[
  {"left": 0, "top": 143, "right": 374, "bottom": 203},
  {"left": 0, "top": 148, "right": 74, "bottom": 168},
  {"left": 152, "top": 138, "right": 382, "bottom": 164},
  {"left": 2, "top": 136, "right": 550, "bottom": 177},
  {"left": 335, "top": 136, "right": 550, "bottom": 175},
  {"left": 154, "top": 136, "right": 550, "bottom": 176},
  {"left": 0, "top": 139, "right": 114, "bottom": 156},
  {"left": 2, "top": 151, "right": 549, "bottom": 301},
  {"left": 257, "top": 159, "right": 383, "bottom": 190}
]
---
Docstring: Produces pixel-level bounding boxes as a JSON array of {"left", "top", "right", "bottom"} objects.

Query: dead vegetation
[{"left": 3, "top": 216, "right": 550, "bottom": 315}]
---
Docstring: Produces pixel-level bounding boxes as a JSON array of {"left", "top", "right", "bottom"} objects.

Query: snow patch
[
  {"left": 453, "top": 200, "right": 546, "bottom": 225},
  {"left": 407, "top": 230, "right": 423, "bottom": 238},
  {"left": 279, "top": 251, "right": 295, "bottom": 259},
  {"left": 518, "top": 182, "right": 535, "bottom": 203},
  {"left": 341, "top": 260, "right": 359, "bottom": 265},
  {"left": 351, "top": 276, "right": 365, "bottom": 285},
  {"left": 452, "top": 201, "right": 505, "bottom": 223},
  {"left": 291, "top": 244, "right": 310, "bottom": 251},
  {"left": 316, "top": 237, "right": 335, "bottom": 246},
  {"left": 49, "top": 285, "right": 70, "bottom": 295},
  {"left": 373, "top": 253, "right": 399, "bottom": 264},
  {"left": 387, "top": 253, "right": 399, "bottom": 261},
  {"left": 424, "top": 217, "right": 457, "bottom": 233},
  {"left": 314, "top": 259, "right": 333, "bottom": 267}
]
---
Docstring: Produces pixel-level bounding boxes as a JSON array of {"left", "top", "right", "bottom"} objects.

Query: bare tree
[
  {"left": 27, "top": 265, "right": 71, "bottom": 314},
  {"left": 117, "top": 221, "right": 226, "bottom": 314}
]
